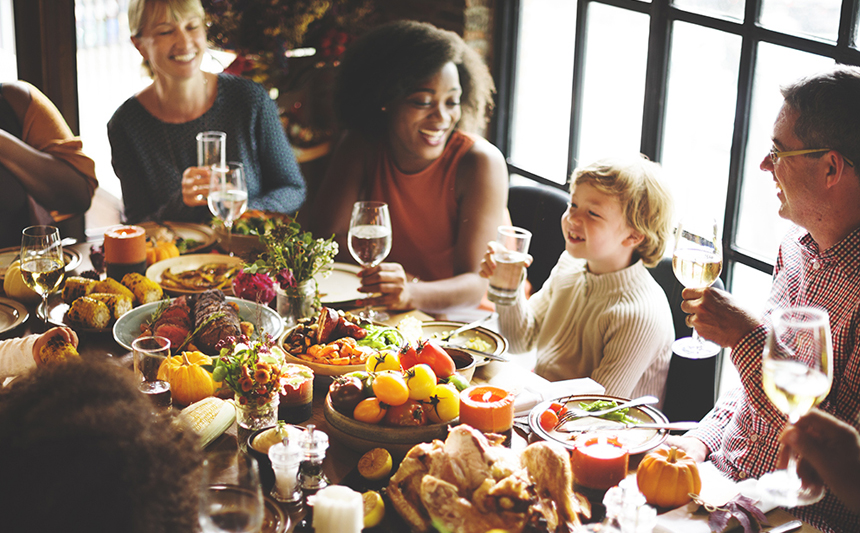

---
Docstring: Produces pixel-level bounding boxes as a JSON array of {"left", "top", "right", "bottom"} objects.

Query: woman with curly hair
[
  {"left": 313, "top": 20, "right": 509, "bottom": 313},
  {"left": 0, "top": 359, "right": 202, "bottom": 532}
]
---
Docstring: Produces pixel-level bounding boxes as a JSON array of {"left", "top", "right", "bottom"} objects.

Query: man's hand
[
  {"left": 680, "top": 286, "right": 759, "bottom": 348},
  {"left": 665, "top": 435, "right": 710, "bottom": 462}
]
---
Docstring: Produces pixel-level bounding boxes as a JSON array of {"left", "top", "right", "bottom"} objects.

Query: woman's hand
[
  {"left": 357, "top": 262, "right": 414, "bottom": 311},
  {"left": 32, "top": 327, "right": 78, "bottom": 365},
  {"left": 181, "top": 166, "right": 211, "bottom": 207}
]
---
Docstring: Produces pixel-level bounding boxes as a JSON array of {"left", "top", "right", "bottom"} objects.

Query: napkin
[
  {"left": 653, "top": 462, "right": 776, "bottom": 533},
  {"left": 508, "top": 375, "right": 604, "bottom": 417}
]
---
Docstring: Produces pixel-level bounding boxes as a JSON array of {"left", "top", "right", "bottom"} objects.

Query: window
[
  {"left": 0, "top": 0, "right": 15, "bottom": 79},
  {"left": 499, "top": 0, "right": 860, "bottom": 393}
]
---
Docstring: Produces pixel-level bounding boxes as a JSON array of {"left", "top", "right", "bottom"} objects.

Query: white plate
[
  {"left": 315, "top": 263, "right": 363, "bottom": 306},
  {"left": 146, "top": 254, "right": 242, "bottom": 295},
  {"left": 113, "top": 296, "right": 284, "bottom": 354},
  {"left": 137, "top": 221, "right": 215, "bottom": 254},
  {"left": 420, "top": 320, "right": 508, "bottom": 365},
  {"left": 0, "top": 246, "right": 82, "bottom": 281},
  {"left": 0, "top": 297, "right": 28, "bottom": 335},
  {"left": 528, "top": 394, "right": 669, "bottom": 455}
]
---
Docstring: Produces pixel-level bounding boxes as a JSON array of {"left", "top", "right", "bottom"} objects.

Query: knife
[
  {"left": 766, "top": 520, "right": 802, "bottom": 533},
  {"left": 440, "top": 313, "right": 495, "bottom": 341},
  {"left": 556, "top": 421, "right": 699, "bottom": 432}
]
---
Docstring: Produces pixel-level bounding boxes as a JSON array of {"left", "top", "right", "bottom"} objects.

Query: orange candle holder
[
  {"left": 103, "top": 225, "right": 147, "bottom": 280},
  {"left": 571, "top": 434, "right": 629, "bottom": 490},
  {"left": 459, "top": 385, "right": 515, "bottom": 446}
]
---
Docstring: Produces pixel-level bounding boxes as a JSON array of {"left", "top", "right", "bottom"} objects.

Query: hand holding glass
[
  {"left": 347, "top": 201, "right": 392, "bottom": 321},
  {"left": 487, "top": 226, "right": 532, "bottom": 305},
  {"left": 132, "top": 335, "right": 172, "bottom": 415},
  {"left": 758, "top": 307, "right": 833, "bottom": 507},
  {"left": 671, "top": 216, "right": 722, "bottom": 358},
  {"left": 208, "top": 162, "right": 248, "bottom": 256},
  {"left": 20, "top": 225, "right": 65, "bottom": 324},
  {"left": 199, "top": 452, "right": 264, "bottom": 533}
]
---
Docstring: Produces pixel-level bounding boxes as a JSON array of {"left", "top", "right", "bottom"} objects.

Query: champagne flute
[
  {"left": 758, "top": 307, "right": 833, "bottom": 506},
  {"left": 671, "top": 216, "right": 723, "bottom": 358},
  {"left": 20, "top": 225, "right": 65, "bottom": 325},
  {"left": 196, "top": 131, "right": 227, "bottom": 203},
  {"left": 347, "top": 201, "right": 392, "bottom": 322},
  {"left": 199, "top": 451, "right": 264, "bottom": 533},
  {"left": 208, "top": 162, "right": 248, "bottom": 256}
]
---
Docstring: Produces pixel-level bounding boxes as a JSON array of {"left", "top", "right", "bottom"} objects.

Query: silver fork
[{"left": 552, "top": 395, "right": 659, "bottom": 430}]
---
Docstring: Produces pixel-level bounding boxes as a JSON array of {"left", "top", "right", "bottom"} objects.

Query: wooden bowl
[
  {"left": 214, "top": 226, "right": 265, "bottom": 261},
  {"left": 323, "top": 393, "right": 456, "bottom": 458}
]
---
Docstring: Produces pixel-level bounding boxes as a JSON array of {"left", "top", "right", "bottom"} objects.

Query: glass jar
[
  {"left": 277, "top": 279, "right": 319, "bottom": 328},
  {"left": 235, "top": 395, "right": 279, "bottom": 451}
]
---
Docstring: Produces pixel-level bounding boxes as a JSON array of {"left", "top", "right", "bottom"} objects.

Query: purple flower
[
  {"left": 275, "top": 268, "right": 296, "bottom": 290},
  {"left": 232, "top": 271, "right": 276, "bottom": 304}
]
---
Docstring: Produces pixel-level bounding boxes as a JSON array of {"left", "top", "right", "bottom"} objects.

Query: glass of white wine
[
  {"left": 20, "top": 225, "right": 65, "bottom": 325},
  {"left": 671, "top": 216, "right": 723, "bottom": 358},
  {"left": 759, "top": 306, "right": 832, "bottom": 507},
  {"left": 208, "top": 162, "right": 248, "bottom": 256},
  {"left": 347, "top": 201, "right": 392, "bottom": 322}
]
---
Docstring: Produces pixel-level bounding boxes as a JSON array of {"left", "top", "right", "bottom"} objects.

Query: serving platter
[
  {"left": 113, "top": 296, "right": 283, "bottom": 354},
  {"left": 528, "top": 394, "right": 669, "bottom": 455},
  {"left": 137, "top": 221, "right": 215, "bottom": 254},
  {"left": 0, "top": 246, "right": 81, "bottom": 281},
  {"left": 420, "top": 320, "right": 508, "bottom": 365},
  {"left": 315, "top": 263, "right": 364, "bottom": 307},
  {"left": 145, "top": 253, "right": 242, "bottom": 295},
  {"left": 0, "top": 297, "right": 28, "bottom": 336}
]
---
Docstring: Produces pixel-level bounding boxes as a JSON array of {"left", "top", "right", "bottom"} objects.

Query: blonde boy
[{"left": 481, "top": 155, "right": 675, "bottom": 403}]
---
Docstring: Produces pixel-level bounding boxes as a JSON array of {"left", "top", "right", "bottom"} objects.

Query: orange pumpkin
[
  {"left": 636, "top": 446, "right": 701, "bottom": 508},
  {"left": 146, "top": 240, "right": 180, "bottom": 266},
  {"left": 157, "top": 351, "right": 218, "bottom": 406}
]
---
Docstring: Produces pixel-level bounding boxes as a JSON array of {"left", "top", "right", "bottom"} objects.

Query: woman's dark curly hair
[
  {"left": 334, "top": 20, "right": 495, "bottom": 137},
  {"left": 0, "top": 359, "right": 203, "bottom": 533}
]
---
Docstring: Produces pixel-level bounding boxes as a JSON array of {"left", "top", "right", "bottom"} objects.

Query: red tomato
[
  {"left": 353, "top": 397, "right": 388, "bottom": 424},
  {"left": 416, "top": 339, "right": 456, "bottom": 378},
  {"left": 383, "top": 400, "right": 426, "bottom": 426},
  {"left": 549, "top": 402, "right": 568, "bottom": 417},
  {"left": 539, "top": 409, "right": 559, "bottom": 431},
  {"left": 399, "top": 342, "right": 419, "bottom": 370}
]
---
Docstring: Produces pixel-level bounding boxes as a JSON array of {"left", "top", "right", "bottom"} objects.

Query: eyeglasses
[{"left": 769, "top": 147, "right": 855, "bottom": 168}]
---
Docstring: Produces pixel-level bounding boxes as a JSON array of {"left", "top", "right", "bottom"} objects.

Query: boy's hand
[
  {"left": 479, "top": 241, "right": 533, "bottom": 279},
  {"left": 32, "top": 327, "right": 78, "bottom": 366}
]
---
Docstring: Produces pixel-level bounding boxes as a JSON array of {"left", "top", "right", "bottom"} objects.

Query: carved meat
[
  {"left": 420, "top": 476, "right": 517, "bottom": 533},
  {"left": 192, "top": 290, "right": 241, "bottom": 353},
  {"left": 520, "top": 441, "right": 585, "bottom": 529}
]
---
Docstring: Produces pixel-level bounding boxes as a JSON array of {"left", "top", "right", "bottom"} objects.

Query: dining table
[{"left": 1, "top": 240, "right": 824, "bottom": 533}]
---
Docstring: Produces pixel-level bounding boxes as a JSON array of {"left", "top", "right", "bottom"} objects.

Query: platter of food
[
  {"left": 528, "top": 394, "right": 669, "bottom": 456},
  {"left": 145, "top": 254, "right": 241, "bottom": 295},
  {"left": 315, "top": 263, "right": 364, "bottom": 307},
  {"left": 113, "top": 294, "right": 283, "bottom": 354},
  {"left": 420, "top": 320, "right": 508, "bottom": 363},
  {"left": 0, "top": 297, "right": 28, "bottom": 335},
  {"left": 0, "top": 246, "right": 81, "bottom": 281},
  {"left": 137, "top": 221, "right": 215, "bottom": 254}
]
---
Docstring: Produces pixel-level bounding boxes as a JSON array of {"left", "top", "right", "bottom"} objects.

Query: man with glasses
[{"left": 670, "top": 65, "right": 860, "bottom": 533}]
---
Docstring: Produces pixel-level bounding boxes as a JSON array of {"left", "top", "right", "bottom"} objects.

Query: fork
[{"left": 552, "top": 395, "right": 659, "bottom": 430}]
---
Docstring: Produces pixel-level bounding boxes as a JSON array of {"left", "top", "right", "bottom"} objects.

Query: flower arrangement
[{"left": 210, "top": 334, "right": 287, "bottom": 407}]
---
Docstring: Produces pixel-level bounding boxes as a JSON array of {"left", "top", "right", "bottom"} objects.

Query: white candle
[{"left": 311, "top": 485, "right": 363, "bottom": 533}]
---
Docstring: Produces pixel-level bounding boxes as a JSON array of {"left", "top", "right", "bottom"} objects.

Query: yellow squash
[
  {"left": 2, "top": 260, "right": 40, "bottom": 303},
  {"left": 157, "top": 351, "right": 219, "bottom": 406},
  {"left": 636, "top": 446, "right": 701, "bottom": 509}
]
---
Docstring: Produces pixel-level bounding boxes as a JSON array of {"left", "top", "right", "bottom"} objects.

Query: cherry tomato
[
  {"left": 371, "top": 370, "right": 409, "bottom": 406},
  {"left": 404, "top": 364, "right": 436, "bottom": 401},
  {"left": 549, "top": 402, "right": 568, "bottom": 417},
  {"left": 416, "top": 339, "right": 456, "bottom": 378},
  {"left": 383, "top": 400, "right": 426, "bottom": 426},
  {"left": 329, "top": 376, "right": 365, "bottom": 416},
  {"left": 365, "top": 350, "right": 400, "bottom": 373},
  {"left": 426, "top": 383, "right": 459, "bottom": 424},
  {"left": 399, "top": 342, "right": 419, "bottom": 370},
  {"left": 539, "top": 409, "right": 559, "bottom": 431},
  {"left": 353, "top": 397, "right": 387, "bottom": 424}
]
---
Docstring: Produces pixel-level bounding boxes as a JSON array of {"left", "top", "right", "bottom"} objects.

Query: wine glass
[
  {"left": 199, "top": 451, "right": 264, "bottom": 533},
  {"left": 20, "top": 225, "right": 65, "bottom": 325},
  {"left": 132, "top": 336, "right": 172, "bottom": 416},
  {"left": 347, "top": 201, "right": 392, "bottom": 321},
  {"left": 671, "top": 216, "right": 723, "bottom": 358},
  {"left": 208, "top": 162, "right": 248, "bottom": 256},
  {"left": 758, "top": 307, "right": 833, "bottom": 507}
]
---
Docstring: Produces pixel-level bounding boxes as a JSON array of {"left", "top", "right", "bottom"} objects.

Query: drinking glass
[
  {"left": 671, "top": 216, "right": 723, "bottom": 358},
  {"left": 132, "top": 336, "right": 172, "bottom": 415},
  {"left": 487, "top": 225, "right": 532, "bottom": 305},
  {"left": 199, "top": 451, "right": 264, "bottom": 533},
  {"left": 347, "top": 201, "right": 392, "bottom": 321},
  {"left": 208, "top": 162, "right": 248, "bottom": 256},
  {"left": 758, "top": 307, "right": 833, "bottom": 507},
  {"left": 196, "top": 131, "right": 227, "bottom": 202},
  {"left": 20, "top": 225, "right": 65, "bottom": 324}
]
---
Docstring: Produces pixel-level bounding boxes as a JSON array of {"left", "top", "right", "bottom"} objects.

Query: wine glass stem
[
  {"left": 224, "top": 220, "right": 233, "bottom": 256},
  {"left": 41, "top": 294, "right": 48, "bottom": 326}
]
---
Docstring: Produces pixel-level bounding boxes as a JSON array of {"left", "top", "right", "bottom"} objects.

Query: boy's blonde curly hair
[{"left": 572, "top": 155, "right": 674, "bottom": 267}]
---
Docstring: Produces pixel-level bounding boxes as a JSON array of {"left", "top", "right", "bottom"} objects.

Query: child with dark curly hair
[{"left": 313, "top": 20, "right": 509, "bottom": 313}]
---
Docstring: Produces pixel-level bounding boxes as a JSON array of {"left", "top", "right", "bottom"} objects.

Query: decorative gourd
[
  {"left": 2, "top": 260, "right": 41, "bottom": 303},
  {"left": 636, "top": 446, "right": 701, "bottom": 508},
  {"left": 157, "top": 351, "right": 218, "bottom": 406},
  {"left": 146, "top": 240, "right": 180, "bottom": 266}
]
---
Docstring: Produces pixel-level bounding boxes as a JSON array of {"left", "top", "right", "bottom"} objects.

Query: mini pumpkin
[
  {"left": 636, "top": 445, "right": 702, "bottom": 509},
  {"left": 157, "top": 351, "right": 218, "bottom": 406},
  {"left": 3, "top": 260, "right": 41, "bottom": 303},
  {"left": 146, "top": 240, "right": 180, "bottom": 266}
]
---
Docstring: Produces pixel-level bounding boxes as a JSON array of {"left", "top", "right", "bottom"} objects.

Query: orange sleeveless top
[{"left": 366, "top": 130, "right": 475, "bottom": 282}]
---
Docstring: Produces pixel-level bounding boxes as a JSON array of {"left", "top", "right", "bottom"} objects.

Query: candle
[
  {"left": 103, "top": 225, "right": 147, "bottom": 280},
  {"left": 311, "top": 485, "right": 363, "bottom": 533},
  {"left": 571, "top": 434, "right": 629, "bottom": 490},
  {"left": 279, "top": 364, "right": 314, "bottom": 423},
  {"left": 459, "top": 385, "right": 515, "bottom": 446}
]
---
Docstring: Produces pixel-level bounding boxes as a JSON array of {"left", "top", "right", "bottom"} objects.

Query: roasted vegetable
[
  {"left": 38, "top": 335, "right": 81, "bottom": 366},
  {"left": 66, "top": 296, "right": 111, "bottom": 329},
  {"left": 160, "top": 263, "right": 239, "bottom": 291},
  {"left": 62, "top": 276, "right": 96, "bottom": 303},
  {"left": 121, "top": 272, "right": 163, "bottom": 305},
  {"left": 87, "top": 292, "right": 133, "bottom": 321},
  {"left": 90, "top": 277, "right": 135, "bottom": 301}
]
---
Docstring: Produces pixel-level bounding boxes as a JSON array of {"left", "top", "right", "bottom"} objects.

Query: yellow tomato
[
  {"left": 365, "top": 350, "right": 400, "bottom": 373},
  {"left": 426, "top": 383, "right": 459, "bottom": 423},
  {"left": 372, "top": 371, "right": 409, "bottom": 406},
  {"left": 353, "top": 397, "right": 387, "bottom": 424},
  {"left": 405, "top": 364, "right": 436, "bottom": 401}
]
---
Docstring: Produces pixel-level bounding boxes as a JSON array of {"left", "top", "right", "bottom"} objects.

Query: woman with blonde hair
[{"left": 109, "top": 0, "right": 305, "bottom": 223}]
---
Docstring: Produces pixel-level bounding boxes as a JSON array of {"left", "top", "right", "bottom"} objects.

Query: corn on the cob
[
  {"left": 90, "top": 278, "right": 135, "bottom": 302},
  {"left": 38, "top": 335, "right": 81, "bottom": 366},
  {"left": 87, "top": 292, "right": 133, "bottom": 320},
  {"left": 62, "top": 276, "right": 96, "bottom": 304},
  {"left": 176, "top": 397, "right": 236, "bottom": 448},
  {"left": 121, "top": 272, "right": 163, "bottom": 305},
  {"left": 66, "top": 296, "right": 111, "bottom": 329}
]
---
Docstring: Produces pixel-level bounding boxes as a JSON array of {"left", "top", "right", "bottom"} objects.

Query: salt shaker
[
  {"left": 310, "top": 485, "right": 363, "bottom": 533},
  {"left": 269, "top": 437, "right": 302, "bottom": 503},
  {"left": 298, "top": 424, "right": 330, "bottom": 494},
  {"left": 602, "top": 478, "right": 657, "bottom": 533}
]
